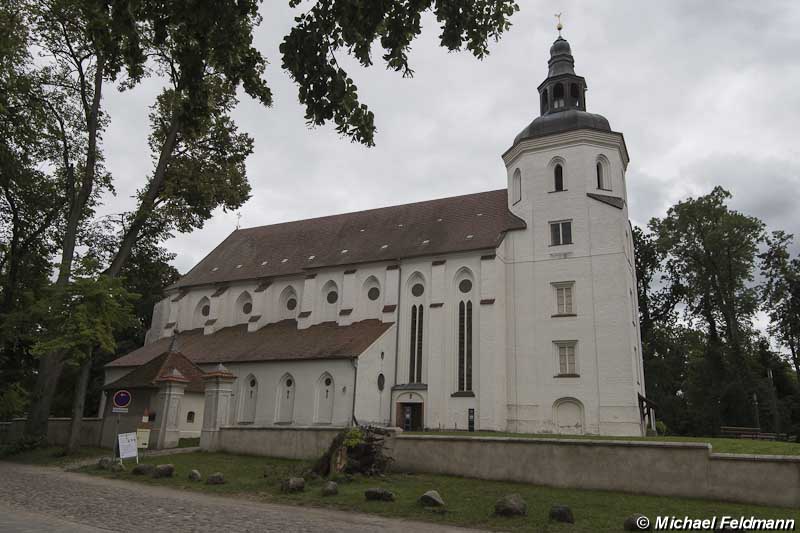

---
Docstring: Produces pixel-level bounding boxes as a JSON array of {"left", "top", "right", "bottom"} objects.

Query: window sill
[
  {"left": 551, "top": 313, "right": 577, "bottom": 318},
  {"left": 451, "top": 391, "right": 475, "bottom": 398},
  {"left": 548, "top": 189, "right": 568, "bottom": 193},
  {"left": 549, "top": 243, "right": 574, "bottom": 247},
  {"left": 554, "top": 373, "right": 580, "bottom": 378}
]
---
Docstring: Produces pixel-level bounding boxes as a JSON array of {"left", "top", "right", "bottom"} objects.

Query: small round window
[
  {"left": 324, "top": 377, "right": 332, "bottom": 386},
  {"left": 201, "top": 304, "right": 210, "bottom": 317},
  {"left": 459, "top": 279, "right": 473, "bottom": 294},
  {"left": 286, "top": 378, "right": 293, "bottom": 387},
  {"left": 411, "top": 283, "right": 424, "bottom": 297},
  {"left": 327, "top": 291, "right": 338, "bottom": 304},
  {"left": 249, "top": 378, "right": 256, "bottom": 388},
  {"left": 377, "top": 373, "right": 385, "bottom": 391},
  {"left": 243, "top": 302, "right": 253, "bottom": 314},
  {"left": 368, "top": 287, "right": 380, "bottom": 301},
  {"left": 286, "top": 298, "right": 297, "bottom": 311}
]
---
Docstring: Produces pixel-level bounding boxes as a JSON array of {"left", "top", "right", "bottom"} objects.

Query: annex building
[{"left": 101, "top": 33, "right": 649, "bottom": 447}]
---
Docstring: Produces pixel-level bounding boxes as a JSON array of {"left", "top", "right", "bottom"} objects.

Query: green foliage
[
  {"left": 280, "top": 0, "right": 519, "bottom": 145},
  {"left": 30, "top": 265, "right": 137, "bottom": 364},
  {"left": 343, "top": 427, "right": 364, "bottom": 448},
  {"left": 760, "top": 230, "right": 800, "bottom": 376},
  {"left": 0, "top": 382, "right": 28, "bottom": 420}
]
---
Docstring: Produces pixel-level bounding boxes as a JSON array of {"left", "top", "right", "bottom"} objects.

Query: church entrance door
[{"left": 397, "top": 403, "right": 423, "bottom": 431}]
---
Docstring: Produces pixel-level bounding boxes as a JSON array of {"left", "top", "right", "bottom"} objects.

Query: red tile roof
[
  {"left": 170, "top": 189, "right": 524, "bottom": 289},
  {"left": 106, "top": 319, "right": 393, "bottom": 369},
  {"left": 104, "top": 351, "right": 207, "bottom": 393}
]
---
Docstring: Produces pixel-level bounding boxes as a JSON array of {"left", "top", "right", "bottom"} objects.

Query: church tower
[{"left": 500, "top": 28, "right": 646, "bottom": 436}]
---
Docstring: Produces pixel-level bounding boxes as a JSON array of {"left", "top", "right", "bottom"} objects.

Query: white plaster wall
[
  {"left": 178, "top": 392, "right": 205, "bottom": 438},
  {"left": 502, "top": 129, "right": 644, "bottom": 436},
  {"left": 223, "top": 359, "right": 355, "bottom": 427},
  {"left": 354, "top": 328, "right": 396, "bottom": 426}
]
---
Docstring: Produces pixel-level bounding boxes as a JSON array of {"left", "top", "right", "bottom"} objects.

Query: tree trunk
[
  {"left": 107, "top": 113, "right": 181, "bottom": 278},
  {"left": 65, "top": 352, "right": 92, "bottom": 455},
  {"left": 24, "top": 57, "right": 105, "bottom": 441}
]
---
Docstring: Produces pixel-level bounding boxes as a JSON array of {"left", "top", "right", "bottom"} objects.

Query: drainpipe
[
  {"left": 351, "top": 358, "right": 359, "bottom": 427},
  {"left": 391, "top": 262, "right": 402, "bottom": 426}
]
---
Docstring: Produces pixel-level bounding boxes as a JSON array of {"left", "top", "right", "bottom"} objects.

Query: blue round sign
[{"left": 112, "top": 389, "right": 132, "bottom": 409}]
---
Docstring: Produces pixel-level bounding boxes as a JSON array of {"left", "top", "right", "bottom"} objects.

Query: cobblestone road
[{"left": 0, "top": 462, "right": 483, "bottom": 532}]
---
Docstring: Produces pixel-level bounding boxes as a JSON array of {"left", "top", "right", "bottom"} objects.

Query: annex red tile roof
[
  {"left": 170, "top": 189, "right": 525, "bottom": 289},
  {"left": 104, "top": 351, "right": 207, "bottom": 393},
  {"left": 106, "top": 319, "right": 393, "bottom": 369}
]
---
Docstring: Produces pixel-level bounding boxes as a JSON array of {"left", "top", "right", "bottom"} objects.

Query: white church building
[{"left": 103, "top": 33, "right": 649, "bottom": 443}]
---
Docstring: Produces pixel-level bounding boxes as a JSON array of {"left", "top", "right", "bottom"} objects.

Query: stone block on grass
[
  {"left": 322, "top": 481, "right": 338, "bottom": 496},
  {"left": 153, "top": 464, "right": 175, "bottom": 478},
  {"left": 206, "top": 472, "right": 225, "bottom": 485},
  {"left": 364, "top": 488, "right": 394, "bottom": 502},
  {"left": 97, "top": 457, "right": 113, "bottom": 470},
  {"left": 132, "top": 463, "right": 155, "bottom": 476},
  {"left": 494, "top": 494, "right": 527, "bottom": 516},
  {"left": 281, "top": 477, "right": 305, "bottom": 493},
  {"left": 624, "top": 513, "right": 651, "bottom": 531},
  {"left": 549, "top": 504, "right": 574, "bottom": 524},
  {"left": 109, "top": 461, "right": 125, "bottom": 473},
  {"left": 418, "top": 490, "right": 445, "bottom": 507},
  {"left": 188, "top": 469, "right": 202, "bottom": 482}
]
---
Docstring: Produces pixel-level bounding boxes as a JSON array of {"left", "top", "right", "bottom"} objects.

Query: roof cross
[{"left": 555, "top": 12, "right": 563, "bottom": 37}]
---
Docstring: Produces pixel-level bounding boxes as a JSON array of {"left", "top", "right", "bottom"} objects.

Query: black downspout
[{"left": 351, "top": 359, "right": 358, "bottom": 427}]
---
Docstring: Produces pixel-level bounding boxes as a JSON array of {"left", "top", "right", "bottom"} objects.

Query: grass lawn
[
  {"left": 406, "top": 431, "right": 800, "bottom": 456},
  {"left": 79, "top": 451, "right": 799, "bottom": 532},
  {"left": 0, "top": 445, "right": 108, "bottom": 467}
]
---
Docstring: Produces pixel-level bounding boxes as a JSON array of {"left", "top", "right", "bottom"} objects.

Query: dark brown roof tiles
[{"left": 169, "top": 189, "right": 524, "bottom": 289}]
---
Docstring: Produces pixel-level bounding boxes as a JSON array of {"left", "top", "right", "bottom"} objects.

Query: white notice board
[{"left": 118, "top": 432, "right": 138, "bottom": 459}]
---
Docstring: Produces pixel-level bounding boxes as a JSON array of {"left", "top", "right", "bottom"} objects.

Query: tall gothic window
[
  {"left": 409, "top": 304, "right": 424, "bottom": 382},
  {"left": 457, "top": 300, "right": 473, "bottom": 391}
]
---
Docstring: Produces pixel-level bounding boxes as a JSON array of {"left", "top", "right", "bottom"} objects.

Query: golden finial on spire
[{"left": 555, "top": 12, "right": 563, "bottom": 37}]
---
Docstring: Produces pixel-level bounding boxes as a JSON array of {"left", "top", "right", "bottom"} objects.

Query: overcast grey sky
[{"left": 97, "top": 0, "right": 800, "bottom": 275}]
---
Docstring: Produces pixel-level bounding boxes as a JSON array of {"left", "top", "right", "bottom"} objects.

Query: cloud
[{"left": 91, "top": 1, "right": 800, "bottom": 275}]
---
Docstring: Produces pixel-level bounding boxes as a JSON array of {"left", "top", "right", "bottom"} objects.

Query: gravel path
[{"left": 0, "top": 462, "right": 483, "bottom": 532}]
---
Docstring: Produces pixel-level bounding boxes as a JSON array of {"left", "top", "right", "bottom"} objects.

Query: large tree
[
  {"left": 760, "top": 231, "right": 800, "bottom": 379},
  {"left": 15, "top": 0, "right": 521, "bottom": 442},
  {"left": 649, "top": 187, "right": 765, "bottom": 433}
]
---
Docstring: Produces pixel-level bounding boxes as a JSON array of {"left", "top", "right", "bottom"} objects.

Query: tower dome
[{"left": 513, "top": 33, "right": 612, "bottom": 145}]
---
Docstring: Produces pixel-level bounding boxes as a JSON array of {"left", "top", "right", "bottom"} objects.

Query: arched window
[
  {"left": 186, "top": 411, "right": 195, "bottom": 424},
  {"left": 320, "top": 280, "right": 339, "bottom": 322},
  {"left": 279, "top": 286, "right": 299, "bottom": 320},
  {"left": 512, "top": 169, "right": 522, "bottom": 204},
  {"left": 276, "top": 374, "right": 295, "bottom": 424},
  {"left": 596, "top": 162, "right": 604, "bottom": 189},
  {"left": 570, "top": 83, "right": 580, "bottom": 107},
  {"left": 235, "top": 291, "right": 253, "bottom": 322},
  {"left": 315, "top": 373, "right": 334, "bottom": 424},
  {"left": 553, "top": 83, "right": 565, "bottom": 109},
  {"left": 242, "top": 375, "right": 257, "bottom": 423},
  {"left": 540, "top": 89, "right": 549, "bottom": 114},
  {"left": 554, "top": 164, "right": 564, "bottom": 192},
  {"left": 194, "top": 297, "right": 211, "bottom": 327},
  {"left": 362, "top": 276, "right": 382, "bottom": 318},
  {"left": 408, "top": 276, "right": 425, "bottom": 383},
  {"left": 456, "top": 272, "right": 474, "bottom": 392}
]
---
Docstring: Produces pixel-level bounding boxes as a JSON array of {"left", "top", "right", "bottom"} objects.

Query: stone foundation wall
[
  {"left": 386, "top": 434, "right": 800, "bottom": 508},
  {"left": 0, "top": 418, "right": 105, "bottom": 448}
]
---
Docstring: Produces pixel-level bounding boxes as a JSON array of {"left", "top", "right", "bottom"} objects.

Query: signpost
[
  {"left": 111, "top": 390, "right": 133, "bottom": 461},
  {"left": 111, "top": 390, "right": 132, "bottom": 414}
]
